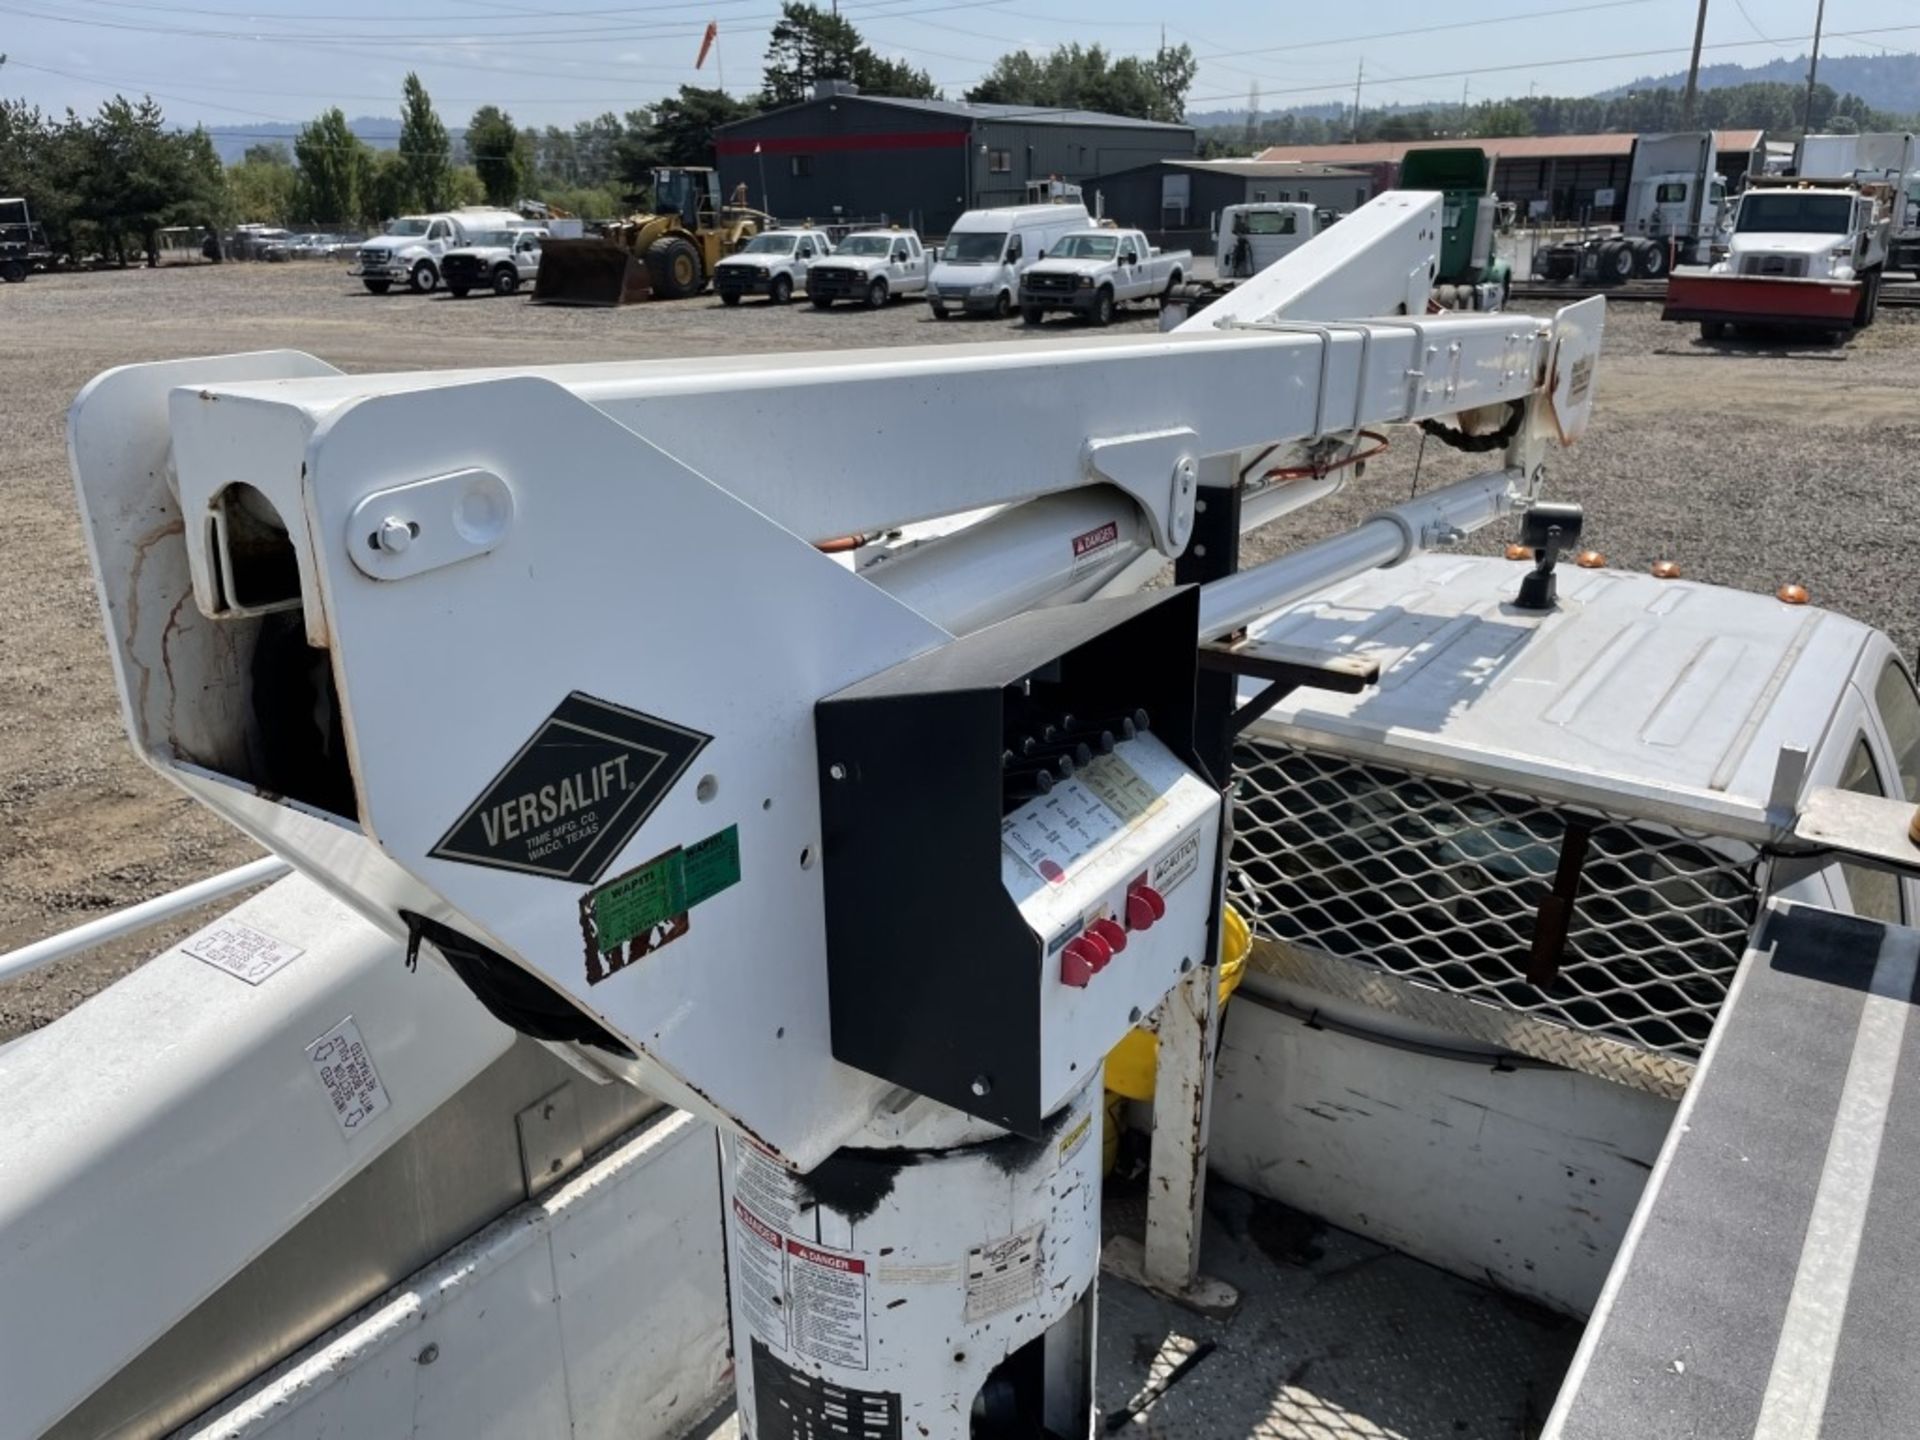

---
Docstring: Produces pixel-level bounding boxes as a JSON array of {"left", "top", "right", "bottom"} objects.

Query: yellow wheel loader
[{"left": 532, "top": 167, "right": 771, "bottom": 306}]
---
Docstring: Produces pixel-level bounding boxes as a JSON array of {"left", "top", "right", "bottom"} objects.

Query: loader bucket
[{"left": 531, "top": 238, "right": 653, "bottom": 306}]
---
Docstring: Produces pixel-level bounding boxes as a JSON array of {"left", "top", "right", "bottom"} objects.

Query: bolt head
[{"left": 377, "top": 517, "right": 414, "bottom": 554}]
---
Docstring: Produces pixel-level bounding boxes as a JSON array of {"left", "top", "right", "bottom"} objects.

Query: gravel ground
[{"left": 3, "top": 262, "right": 1917, "bottom": 1038}]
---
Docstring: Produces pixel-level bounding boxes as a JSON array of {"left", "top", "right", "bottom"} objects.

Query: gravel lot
[{"left": 3, "top": 261, "right": 1917, "bottom": 1037}]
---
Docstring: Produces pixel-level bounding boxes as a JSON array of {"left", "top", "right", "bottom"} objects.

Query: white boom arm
[{"left": 67, "top": 192, "right": 1603, "bottom": 1171}]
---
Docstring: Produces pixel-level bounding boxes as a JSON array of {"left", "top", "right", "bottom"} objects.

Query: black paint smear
[{"left": 798, "top": 1102, "right": 1082, "bottom": 1222}]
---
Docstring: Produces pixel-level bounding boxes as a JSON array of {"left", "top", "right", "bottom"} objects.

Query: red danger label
[
  {"left": 787, "top": 1239, "right": 866, "bottom": 1273},
  {"left": 1072, "top": 521, "right": 1119, "bottom": 558},
  {"left": 733, "top": 1197, "right": 783, "bottom": 1248}
]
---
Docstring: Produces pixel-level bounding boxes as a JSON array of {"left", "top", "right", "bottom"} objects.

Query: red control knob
[
  {"left": 1125, "top": 883, "right": 1167, "bottom": 931},
  {"left": 1061, "top": 938, "right": 1097, "bottom": 988},
  {"left": 1079, "top": 928, "right": 1113, "bottom": 969},
  {"left": 1088, "top": 917, "right": 1128, "bottom": 961}
]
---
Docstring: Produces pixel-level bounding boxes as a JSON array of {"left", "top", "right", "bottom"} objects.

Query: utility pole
[
  {"left": 1682, "top": 0, "right": 1711, "bottom": 264},
  {"left": 1461, "top": 76, "right": 1471, "bottom": 135},
  {"left": 1803, "top": 0, "right": 1828, "bottom": 136},
  {"left": 1351, "top": 59, "right": 1364, "bottom": 144},
  {"left": 1681, "top": 0, "right": 1709, "bottom": 127}
]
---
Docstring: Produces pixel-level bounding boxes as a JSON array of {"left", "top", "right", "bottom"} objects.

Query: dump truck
[
  {"left": 1798, "top": 130, "right": 1920, "bottom": 274},
  {"left": 1663, "top": 178, "right": 1891, "bottom": 341},
  {"left": 531, "top": 167, "right": 769, "bottom": 306},
  {"left": 1399, "top": 147, "right": 1511, "bottom": 308}
]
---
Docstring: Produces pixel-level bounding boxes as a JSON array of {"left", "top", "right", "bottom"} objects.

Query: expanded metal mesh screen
[{"left": 1230, "top": 740, "right": 1763, "bottom": 1061}]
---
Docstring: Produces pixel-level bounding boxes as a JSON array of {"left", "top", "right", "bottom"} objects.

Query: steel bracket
[{"left": 1085, "top": 428, "right": 1200, "bottom": 557}]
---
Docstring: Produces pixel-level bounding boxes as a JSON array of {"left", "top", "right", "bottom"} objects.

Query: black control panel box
[{"left": 815, "top": 588, "right": 1206, "bottom": 1136}]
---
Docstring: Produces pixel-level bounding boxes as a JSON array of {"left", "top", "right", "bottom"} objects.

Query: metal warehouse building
[
  {"left": 1252, "top": 130, "right": 1766, "bottom": 222},
  {"left": 1085, "top": 158, "right": 1373, "bottom": 248},
  {"left": 714, "top": 84, "right": 1195, "bottom": 236}
]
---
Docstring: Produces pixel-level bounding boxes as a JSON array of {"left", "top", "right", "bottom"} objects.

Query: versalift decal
[{"left": 430, "top": 691, "right": 709, "bottom": 883}]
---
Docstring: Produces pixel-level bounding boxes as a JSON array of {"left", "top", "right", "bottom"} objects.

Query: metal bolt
[
  {"left": 969, "top": 1075, "right": 992, "bottom": 1097},
  {"left": 376, "top": 517, "right": 415, "bottom": 554},
  {"left": 417, "top": 1342, "right": 440, "bottom": 1366}
]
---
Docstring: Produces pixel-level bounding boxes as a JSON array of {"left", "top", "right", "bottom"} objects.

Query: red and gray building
[
  {"left": 714, "top": 83, "right": 1196, "bottom": 236},
  {"left": 1252, "top": 130, "right": 1768, "bottom": 222}
]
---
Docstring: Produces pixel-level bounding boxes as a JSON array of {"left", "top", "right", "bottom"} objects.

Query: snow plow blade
[
  {"left": 531, "top": 238, "right": 653, "bottom": 307},
  {"left": 1662, "top": 269, "right": 1860, "bottom": 331}
]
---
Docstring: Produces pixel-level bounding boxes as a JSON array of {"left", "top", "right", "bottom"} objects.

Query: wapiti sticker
[{"left": 430, "top": 692, "right": 709, "bottom": 884}]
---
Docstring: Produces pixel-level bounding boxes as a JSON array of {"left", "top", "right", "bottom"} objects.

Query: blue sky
[{"left": 0, "top": 0, "right": 1914, "bottom": 132}]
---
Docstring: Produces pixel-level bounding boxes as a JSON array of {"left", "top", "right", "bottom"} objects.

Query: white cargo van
[{"left": 929, "top": 203, "right": 1091, "bottom": 318}]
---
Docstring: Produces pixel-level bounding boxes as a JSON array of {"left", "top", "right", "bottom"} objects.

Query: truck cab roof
[{"left": 1238, "top": 553, "right": 1879, "bottom": 836}]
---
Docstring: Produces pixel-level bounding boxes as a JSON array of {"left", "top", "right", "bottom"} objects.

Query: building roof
[
  {"left": 1254, "top": 130, "right": 1766, "bottom": 165},
  {"left": 1164, "top": 158, "right": 1367, "bottom": 179},
  {"left": 716, "top": 93, "right": 1194, "bottom": 134}
]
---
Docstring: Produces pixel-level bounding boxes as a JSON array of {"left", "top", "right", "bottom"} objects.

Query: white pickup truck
[
  {"left": 712, "top": 227, "right": 834, "bottom": 305},
  {"left": 804, "top": 229, "right": 933, "bottom": 308},
  {"left": 1017, "top": 228, "right": 1189, "bottom": 325},
  {"left": 350, "top": 207, "right": 528, "bottom": 295},
  {"left": 439, "top": 227, "right": 545, "bottom": 298}
]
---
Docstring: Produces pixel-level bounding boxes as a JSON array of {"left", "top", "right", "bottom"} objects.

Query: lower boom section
[
  {"left": 1662, "top": 269, "right": 1862, "bottom": 332},
  {"left": 721, "top": 1077, "right": 1102, "bottom": 1439}
]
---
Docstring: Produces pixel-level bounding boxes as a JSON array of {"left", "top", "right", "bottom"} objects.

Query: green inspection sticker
[{"left": 589, "top": 824, "right": 742, "bottom": 958}]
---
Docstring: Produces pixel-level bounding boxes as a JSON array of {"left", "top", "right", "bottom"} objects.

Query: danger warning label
[
  {"left": 429, "top": 691, "right": 709, "bottom": 884},
  {"left": 733, "top": 1198, "right": 789, "bottom": 1346},
  {"left": 787, "top": 1240, "right": 870, "bottom": 1370}
]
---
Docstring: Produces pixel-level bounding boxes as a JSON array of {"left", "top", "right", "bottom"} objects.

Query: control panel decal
[{"left": 429, "top": 691, "right": 709, "bottom": 883}]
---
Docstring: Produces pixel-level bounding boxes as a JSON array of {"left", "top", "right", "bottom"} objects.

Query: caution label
[
  {"left": 305, "top": 1016, "right": 390, "bottom": 1137},
  {"left": 1150, "top": 833, "right": 1202, "bottom": 897},
  {"left": 182, "top": 918, "right": 302, "bottom": 986},
  {"left": 787, "top": 1240, "right": 871, "bottom": 1370},
  {"left": 964, "top": 1225, "right": 1044, "bottom": 1322},
  {"left": 430, "top": 691, "right": 709, "bottom": 884}
]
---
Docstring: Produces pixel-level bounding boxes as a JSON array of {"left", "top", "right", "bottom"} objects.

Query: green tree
[
  {"left": 630, "top": 86, "right": 758, "bottom": 177},
  {"left": 396, "top": 72, "right": 452, "bottom": 212},
  {"left": 465, "top": 104, "right": 523, "bottom": 206},
  {"left": 228, "top": 156, "right": 297, "bottom": 223},
  {"left": 364, "top": 149, "right": 408, "bottom": 226},
  {"left": 243, "top": 141, "right": 292, "bottom": 167},
  {"left": 762, "top": 3, "right": 935, "bottom": 107},
  {"left": 293, "top": 107, "right": 369, "bottom": 223},
  {"left": 967, "top": 42, "right": 1186, "bottom": 121}
]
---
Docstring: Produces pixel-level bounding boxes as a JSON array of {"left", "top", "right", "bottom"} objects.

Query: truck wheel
[
  {"left": 1602, "top": 243, "right": 1634, "bottom": 283},
  {"left": 864, "top": 277, "right": 889, "bottom": 308},
  {"left": 1857, "top": 268, "right": 1881, "bottom": 327},
  {"left": 992, "top": 290, "right": 1012, "bottom": 320},
  {"left": 1638, "top": 243, "right": 1668, "bottom": 279},
  {"left": 447, "top": 285, "right": 470, "bottom": 299},
  {"left": 811, "top": 294, "right": 833, "bottom": 309},
  {"left": 929, "top": 303, "right": 948, "bottom": 319},
  {"left": 363, "top": 278, "right": 391, "bottom": 295},
  {"left": 720, "top": 290, "right": 741, "bottom": 306},
  {"left": 1090, "top": 286, "right": 1115, "bottom": 327},
  {"left": 1021, "top": 305, "right": 1044, "bottom": 326},
  {"left": 409, "top": 260, "right": 438, "bottom": 294},
  {"left": 645, "top": 237, "right": 703, "bottom": 299},
  {"left": 1699, "top": 321, "right": 1727, "bottom": 341},
  {"left": 493, "top": 265, "right": 520, "bottom": 297},
  {"left": 1, "top": 259, "right": 26, "bottom": 283}
]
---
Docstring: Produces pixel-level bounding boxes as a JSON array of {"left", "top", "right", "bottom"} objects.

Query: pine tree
[{"left": 397, "top": 73, "right": 452, "bottom": 213}]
